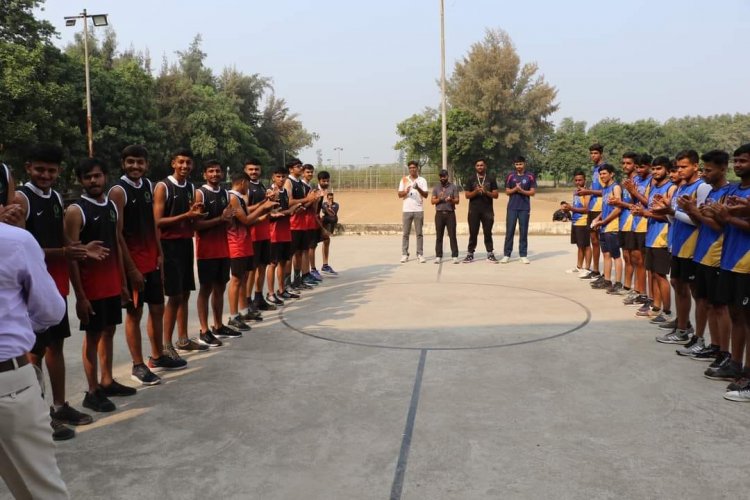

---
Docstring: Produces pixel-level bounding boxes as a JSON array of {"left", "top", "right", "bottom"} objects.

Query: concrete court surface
[{"left": 4, "top": 234, "right": 749, "bottom": 500}]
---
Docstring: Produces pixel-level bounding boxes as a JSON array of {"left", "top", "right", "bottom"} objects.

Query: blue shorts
[{"left": 600, "top": 231, "right": 621, "bottom": 259}]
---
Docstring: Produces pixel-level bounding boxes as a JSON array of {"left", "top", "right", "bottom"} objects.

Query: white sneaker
[
  {"left": 400, "top": 255, "right": 408, "bottom": 263},
  {"left": 499, "top": 256, "right": 510, "bottom": 264},
  {"left": 565, "top": 267, "right": 580, "bottom": 274},
  {"left": 434, "top": 257, "right": 441, "bottom": 264},
  {"left": 520, "top": 257, "right": 530, "bottom": 264},
  {"left": 452, "top": 257, "right": 459, "bottom": 264},
  {"left": 418, "top": 255, "right": 426, "bottom": 264}
]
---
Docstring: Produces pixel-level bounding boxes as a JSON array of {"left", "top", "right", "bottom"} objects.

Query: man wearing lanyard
[
  {"left": 463, "top": 159, "right": 500, "bottom": 263},
  {"left": 502, "top": 156, "right": 536, "bottom": 264},
  {"left": 431, "top": 169, "right": 460, "bottom": 264},
  {"left": 398, "top": 161, "right": 428, "bottom": 263},
  {"left": 0, "top": 222, "right": 68, "bottom": 499}
]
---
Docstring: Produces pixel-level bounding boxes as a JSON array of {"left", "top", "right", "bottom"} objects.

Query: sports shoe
[
  {"left": 726, "top": 373, "right": 750, "bottom": 392},
  {"left": 228, "top": 315, "right": 251, "bottom": 332},
  {"left": 162, "top": 344, "right": 186, "bottom": 363},
  {"left": 578, "top": 270, "right": 592, "bottom": 280},
  {"left": 621, "top": 290, "right": 639, "bottom": 304},
  {"left": 635, "top": 300, "right": 654, "bottom": 316},
  {"left": 488, "top": 253, "right": 500, "bottom": 263},
  {"left": 131, "top": 364, "right": 161, "bottom": 386},
  {"left": 706, "top": 351, "right": 730, "bottom": 370},
  {"left": 321, "top": 264, "right": 338, "bottom": 275},
  {"left": 724, "top": 385, "right": 750, "bottom": 402},
  {"left": 705, "top": 354, "right": 742, "bottom": 381},
  {"left": 266, "top": 293, "right": 284, "bottom": 306},
  {"left": 434, "top": 257, "right": 441, "bottom": 264},
  {"left": 452, "top": 257, "right": 459, "bottom": 264},
  {"left": 83, "top": 389, "right": 116, "bottom": 413},
  {"left": 50, "top": 403, "right": 93, "bottom": 426},
  {"left": 611, "top": 285, "right": 629, "bottom": 296},
  {"left": 657, "top": 318, "right": 678, "bottom": 329},
  {"left": 243, "top": 309, "right": 263, "bottom": 321},
  {"left": 605, "top": 282, "right": 623, "bottom": 294},
  {"left": 418, "top": 255, "right": 426, "bottom": 264},
  {"left": 565, "top": 267, "right": 581, "bottom": 274},
  {"left": 256, "top": 298, "right": 278, "bottom": 310},
  {"left": 175, "top": 337, "right": 209, "bottom": 352},
  {"left": 309, "top": 269, "right": 323, "bottom": 281},
  {"left": 690, "top": 343, "right": 720, "bottom": 361},
  {"left": 199, "top": 330, "right": 223, "bottom": 348},
  {"left": 520, "top": 257, "right": 530, "bottom": 264},
  {"left": 655, "top": 329, "right": 691, "bottom": 344},
  {"left": 589, "top": 275, "right": 605, "bottom": 288},
  {"left": 51, "top": 419, "right": 75, "bottom": 441},
  {"left": 148, "top": 355, "right": 187, "bottom": 372},
  {"left": 462, "top": 253, "right": 474, "bottom": 263},
  {"left": 649, "top": 312, "right": 671, "bottom": 324},
  {"left": 581, "top": 271, "right": 600, "bottom": 280},
  {"left": 215, "top": 325, "right": 242, "bottom": 338},
  {"left": 279, "top": 289, "right": 300, "bottom": 300},
  {"left": 591, "top": 278, "right": 610, "bottom": 290},
  {"left": 497, "top": 255, "right": 509, "bottom": 264},
  {"left": 101, "top": 380, "right": 137, "bottom": 397},
  {"left": 647, "top": 307, "right": 663, "bottom": 318},
  {"left": 633, "top": 295, "right": 650, "bottom": 306},
  {"left": 675, "top": 335, "right": 705, "bottom": 357},
  {"left": 400, "top": 254, "right": 409, "bottom": 263}
]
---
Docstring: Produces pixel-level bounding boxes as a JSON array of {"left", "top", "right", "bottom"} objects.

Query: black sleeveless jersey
[
  {"left": 73, "top": 196, "right": 121, "bottom": 300},
  {"left": 113, "top": 176, "right": 159, "bottom": 273},
  {"left": 289, "top": 176, "right": 305, "bottom": 200},
  {"left": 159, "top": 176, "right": 195, "bottom": 239},
  {"left": 248, "top": 180, "right": 267, "bottom": 206},
  {"left": 18, "top": 183, "right": 65, "bottom": 249}
]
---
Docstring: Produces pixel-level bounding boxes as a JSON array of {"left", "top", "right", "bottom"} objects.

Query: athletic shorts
[
  {"left": 587, "top": 211, "right": 601, "bottom": 228},
  {"left": 253, "top": 239, "right": 271, "bottom": 268},
  {"left": 270, "top": 241, "right": 292, "bottom": 264},
  {"left": 197, "top": 258, "right": 230, "bottom": 285},
  {"left": 619, "top": 231, "right": 634, "bottom": 250},
  {"left": 323, "top": 221, "right": 337, "bottom": 234},
  {"left": 599, "top": 231, "right": 621, "bottom": 259},
  {"left": 645, "top": 247, "right": 670, "bottom": 275},
  {"left": 670, "top": 256, "right": 697, "bottom": 283},
  {"left": 570, "top": 225, "right": 590, "bottom": 248},
  {"left": 307, "top": 229, "right": 320, "bottom": 249},
  {"left": 161, "top": 238, "right": 195, "bottom": 296},
  {"left": 716, "top": 270, "right": 750, "bottom": 308},
  {"left": 291, "top": 230, "right": 310, "bottom": 253},
  {"left": 31, "top": 306, "right": 71, "bottom": 356},
  {"left": 81, "top": 295, "right": 122, "bottom": 332},
  {"left": 634, "top": 232, "right": 646, "bottom": 250},
  {"left": 126, "top": 269, "right": 164, "bottom": 309},
  {"left": 230, "top": 257, "right": 254, "bottom": 278},
  {"left": 694, "top": 264, "right": 726, "bottom": 305}
]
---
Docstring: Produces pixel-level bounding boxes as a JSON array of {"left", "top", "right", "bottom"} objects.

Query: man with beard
[
  {"left": 463, "top": 159, "right": 499, "bottom": 263},
  {"left": 431, "top": 169, "right": 460, "bottom": 264},
  {"left": 244, "top": 159, "right": 274, "bottom": 314}
]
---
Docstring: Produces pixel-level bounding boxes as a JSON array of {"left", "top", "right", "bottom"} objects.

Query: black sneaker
[
  {"left": 591, "top": 278, "right": 610, "bottom": 290},
  {"left": 487, "top": 253, "right": 499, "bottom": 263},
  {"left": 578, "top": 270, "right": 592, "bottom": 280},
  {"left": 131, "top": 363, "right": 161, "bottom": 386},
  {"left": 255, "top": 298, "right": 277, "bottom": 311},
  {"left": 606, "top": 282, "right": 623, "bottom": 294},
  {"left": 675, "top": 336, "right": 704, "bottom": 357},
  {"left": 228, "top": 315, "right": 251, "bottom": 332},
  {"left": 214, "top": 325, "right": 242, "bottom": 338},
  {"left": 242, "top": 309, "right": 263, "bottom": 322},
  {"left": 199, "top": 330, "right": 223, "bottom": 348},
  {"left": 101, "top": 380, "right": 137, "bottom": 397},
  {"left": 51, "top": 419, "right": 75, "bottom": 441},
  {"left": 726, "top": 373, "right": 750, "bottom": 392},
  {"left": 266, "top": 293, "right": 284, "bottom": 306},
  {"left": 50, "top": 402, "right": 93, "bottom": 426},
  {"left": 690, "top": 343, "right": 720, "bottom": 362},
  {"left": 704, "top": 354, "right": 742, "bottom": 381},
  {"left": 279, "top": 289, "right": 300, "bottom": 300},
  {"left": 148, "top": 355, "right": 187, "bottom": 372},
  {"left": 83, "top": 389, "right": 116, "bottom": 412},
  {"left": 462, "top": 253, "right": 474, "bottom": 263},
  {"left": 176, "top": 337, "right": 209, "bottom": 352},
  {"left": 581, "top": 270, "right": 600, "bottom": 280}
]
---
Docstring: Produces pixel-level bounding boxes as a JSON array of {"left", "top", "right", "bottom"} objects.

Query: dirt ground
[{"left": 333, "top": 188, "right": 572, "bottom": 224}]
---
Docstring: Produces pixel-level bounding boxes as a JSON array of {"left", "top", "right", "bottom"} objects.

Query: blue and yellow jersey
[
  {"left": 633, "top": 175, "right": 652, "bottom": 233},
  {"left": 619, "top": 180, "right": 634, "bottom": 232},
  {"left": 645, "top": 181, "right": 673, "bottom": 248},
  {"left": 693, "top": 184, "right": 733, "bottom": 267},
  {"left": 720, "top": 183, "right": 750, "bottom": 274},
  {"left": 672, "top": 179, "right": 705, "bottom": 259},
  {"left": 571, "top": 192, "right": 588, "bottom": 227},
  {"left": 600, "top": 182, "right": 620, "bottom": 233},
  {"left": 587, "top": 164, "right": 604, "bottom": 212}
]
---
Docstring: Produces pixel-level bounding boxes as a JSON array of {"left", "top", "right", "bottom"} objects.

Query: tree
[
  {"left": 0, "top": 0, "right": 56, "bottom": 47},
  {"left": 544, "top": 118, "right": 589, "bottom": 186},
  {"left": 256, "top": 94, "right": 317, "bottom": 167}
]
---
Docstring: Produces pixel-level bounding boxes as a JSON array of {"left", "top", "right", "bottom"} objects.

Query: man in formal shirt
[{"left": 0, "top": 222, "right": 68, "bottom": 499}]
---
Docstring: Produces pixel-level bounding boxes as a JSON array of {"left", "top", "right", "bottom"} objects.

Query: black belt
[{"left": 0, "top": 355, "right": 28, "bottom": 373}]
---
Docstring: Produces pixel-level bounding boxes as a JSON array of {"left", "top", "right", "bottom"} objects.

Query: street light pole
[{"left": 439, "top": 0, "right": 449, "bottom": 175}]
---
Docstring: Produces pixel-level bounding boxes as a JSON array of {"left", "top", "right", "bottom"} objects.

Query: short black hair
[
  {"left": 203, "top": 159, "right": 222, "bottom": 172},
  {"left": 589, "top": 143, "right": 604, "bottom": 153},
  {"left": 475, "top": 158, "right": 487, "bottom": 164},
  {"left": 76, "top": 157, "right": 107, "bottom": 179},
  {"left": 573, "top": 170, "right": 586, "bottom": 178},
  {"left": 407, "top": 160, "right": 419, "bottom": 167},
  {"left": 27, "top": 144, "right": 63, "bottom": 164},
  {"left": 231, "top": 172, "right": 249, "bottom": 184},
  {"left": 244, "top": 158, "right": 262, "bottom": 167},
  {"left": 675, "top": 150, "right": 699, "bottom": 164},
  {"left": 622, "top": 151, "right": 639, "bottom": 162},
  {"left": 272, "top": 167, "right": 287, "bottom": 176},
  {"left": 560, "top": 201, "right": 566, "bottom": 205},
  {"left": 121, "top": 144, "right": 148, "bottom": 161},
  {"left": 652, "top": 156, "right": 671, "bottom": 169},
  {"left": 701, "top": 150, "right": 729, "bottom": 168},
  {"left": 318, "top": 170, "right": 330, "bottom": 180},
  {"left": 514, "top": 156, "right": 526, "bottom": 163},
  {"left": 598, "top": 163, "right": 615, "bottom": 174},
  {"left": 734, "top": 144, "right": 750, "bottom": 157},
  {"left": 303, "top": 163, "right": 314, "bottom": 171},
  {"left": 171, "top": 148, "right": 193, "bottom": 161},
  {"left": 286, "top": 158, "right": 302, "bottom": 170},
  {"left": 639, "top": 153, "right": 653, "bottom": 166}
]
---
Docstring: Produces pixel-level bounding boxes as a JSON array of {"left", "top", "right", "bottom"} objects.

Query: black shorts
[
  {"left": 197, "top": 258, "right": 230, "bottom": 285},
  {"left": 670, "top": 256, "right": 697, "bottom": 283},
  {"left": 307, "top": 229, "right": 320, "bottom": 249},
  {"left": 161, "top": 238, "right": 195, "bottom": 296},
  {"left": 291, "top": 230, "right": 310, "bottom": 253},
  {"left": 599, "top": 231, "right": 621, "bottom": 258},
  {"left": 253, "top": 239, "right": 271, "bottom": 268},
  {"left": 127, "top": 269, "right": 164, "bottom": 309},
  {"left": 634, "top": 232, "right": 646, "bottom": 250},
  {"left": 31, "top": 306, "right": 71, "bottom": 355},
  {"left": 694, "top": 264, "right": 726, "bottom": 305},
  {"left": 645, "top": 247, "right": 671, "bottom": 275},
  {"left": 323, "top": 220, "right": 337, "bottom": 234},
  {"left": 230, "top": 256, "right": 254, "bottom": 278},
  {"left": 716, "top": 271, "right": 750, "bottom": 308},
  {"left": 570, "top": 225, "right": 590, "bottom": 248},
  {"left": 81, "top": 295, "right": 122, "bottom": 332},
  {"left": 587, "top": 211, "right": 601, "bottom": 228},
  {"left": 270, "top": 241, "right": 292, "bottom": 264}
]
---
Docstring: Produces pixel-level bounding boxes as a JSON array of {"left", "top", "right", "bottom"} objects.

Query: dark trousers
[
  {"left": 504, "top": 208, "right": 530, "bottom": 257},
  {"left": 435, "top": 211, "right": 458, "bottom": 258},
  {"left": 467, "top": 209, "right": 494, "bottom": 253}
]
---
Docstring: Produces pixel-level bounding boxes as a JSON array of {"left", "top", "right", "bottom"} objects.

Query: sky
[{"left": 36, "top": 0, "right": 750, "bottom": 166}]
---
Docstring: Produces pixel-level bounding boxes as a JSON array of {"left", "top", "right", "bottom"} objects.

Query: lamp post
[
  {"left": 65, "top": 9, "right": 109, "bottom": 158},
  {"left": 439, "top": 0, "right": 449, "bottom": 176},
  {"left": 363, "top": 156, "right": 370, "bottom": 190},
  {"left": 334, "top": 147, "right": 343, "bottom": 189}
]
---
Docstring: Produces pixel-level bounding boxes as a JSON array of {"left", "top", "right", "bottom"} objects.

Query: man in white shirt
[
  {"left": 397, "top": 161, "right": 428, "bottom": 263},
  {"left": 0, "top": 222, "right": 68, "bottom": 499}
]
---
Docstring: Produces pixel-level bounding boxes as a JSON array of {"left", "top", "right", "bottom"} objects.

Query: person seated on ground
[{"left": 553, "top": 202, "right": 571, "bottom": 222}]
